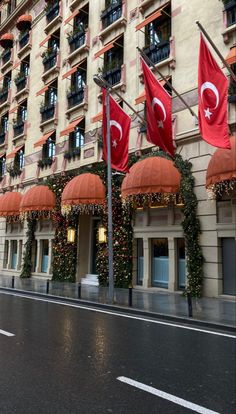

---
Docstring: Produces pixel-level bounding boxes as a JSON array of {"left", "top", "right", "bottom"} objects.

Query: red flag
[
  {"left": 102, "top": 88, "right": 131, "bottom": 173},
  {"left": 198, "top": 34, "right": 230, "bottom": 149},
  {"left": 141, "top": 58, "right": 174, "bottom": 157}
]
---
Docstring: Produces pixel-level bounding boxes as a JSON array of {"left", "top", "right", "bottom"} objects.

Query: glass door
[
  {"left": 151, "top": 238, "right": 169, "bottom": 288},
  {"left": 11, "top": 240, "right": 17, "bottom": 269},
  {"left": 41, "top": 240, "right": 49, "bottom": 273},
  {"left": 177, "top": 238, "right": 186, "bottom": 290},
  {"left": 137, "top": 238, "right": 143, "bottom": 285}
]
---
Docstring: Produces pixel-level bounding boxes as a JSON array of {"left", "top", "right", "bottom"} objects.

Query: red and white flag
[
  {"left": 102, "top": 88, "right": 131, "bottom": 173},
  {"left": 198, "top": 34, "right": 230, "bottom": 149},
  {"left": 141, "top": 58, "right": 174, "bottom": 157}
]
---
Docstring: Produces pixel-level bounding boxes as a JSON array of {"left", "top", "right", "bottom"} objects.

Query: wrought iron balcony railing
[
  {"left": 13, "top": 120, "right": 24, "bottom": 137},
  {"left": 40, "top": 103, "right": 55, "bottom": 123},
  {"left": 103, "top": 66, "right": 122, "bottom": 86},
  {"left": 68, "top": 31, "right": 86, "bottom": 54},
  {"left": 143, "top": 40, "right": 170, "bottom": 65},
  {"left": 15, "top": 74, "right": 27, "bottom": 93},
  {"left": 42, "top": 50, "right": 58, "bottom": 72},
  {"left": 67, "top": 87, "right": 84, "bottom": 108},
  {"left": 101, "top": 0, "right": 122, "bottom": 29}
]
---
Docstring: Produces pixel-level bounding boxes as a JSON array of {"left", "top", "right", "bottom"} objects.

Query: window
[
  {"left": 11, "top": 240, "right": 17, "bottom": 269},
  {"left": 40, "top": 81, "right": 57, "bottom": 123},
  {"left": 144, "top": 5, "right": 171, "bottom": 65},
  {"left": 70, "top": 119, "right": 85, "bottom": 151},
  {"left": 45, "top": 0, "right": 60, "bottom": 24},
  {"left": 137, "top": 238, "right": 144, "bottom": 285},
  {"left": 151, "top": 238, "right": 169, "bottom": 288},
  {"left": 0, "top": 156, "right": 6, "bottom": 177},
  {"left": 13, "top": 101, "right": 27, "bottom": 137},
  {"left": 41, "top": 240, "right": 49, "bottom": 273},
  {"left": 43, "top": 31, "right": 60, "bottom": 72},
  {"left": 67, "top": 62, "right": 87, "bottom": 108},
  {"left": 101, "top": 0, "right": 122, "bottom": 29},
  {"left": 43, "top": 134, "right": 56, "bottom": 160},
  {"left": 177, "top": 238, "right": 186, "bottom": 290},
  {"left": 15, "top": 58, "right": 29, "bottom": 92},
  {"left": 224, "top": 0, "right": 236, "bottom": 26},
  {"left": 0, "top": 114, "right": 9, "bottom": 143},
  {"left": 15, "top": 148, "right": 25, "bottom": 171},
  {"left": 103, "top": 37, "right": 123, "bottom": 86}
]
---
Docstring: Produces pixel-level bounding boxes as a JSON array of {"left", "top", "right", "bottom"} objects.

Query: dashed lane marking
[{"left": 117, "top": 376, "right": 220, "bottom": 414}]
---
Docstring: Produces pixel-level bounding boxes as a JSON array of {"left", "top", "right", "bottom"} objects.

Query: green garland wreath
[{"left": 20, "top": 218, "right": 36, "bottom": 278}]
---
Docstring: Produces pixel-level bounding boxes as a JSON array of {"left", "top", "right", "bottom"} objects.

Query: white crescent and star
[
  {"left": 110, "top": 120, "right": 122, "bottom": 148},
  {"left": 200, "top": 81, "right": 219, "bottom": 119},
  {"left": 152, "top": 97, "right": 166, "bottom": 129}
]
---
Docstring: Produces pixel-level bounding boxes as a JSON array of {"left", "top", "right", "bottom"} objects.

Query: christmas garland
[{"left": 20, "top": 218, "right": 36, "bottom": 278}]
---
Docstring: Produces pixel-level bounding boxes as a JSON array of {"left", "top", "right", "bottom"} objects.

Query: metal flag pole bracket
[{"left": 137, "top": 47, "right": 198, "bottom": 122}]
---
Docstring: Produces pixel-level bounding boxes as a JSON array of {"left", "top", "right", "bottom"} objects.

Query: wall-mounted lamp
[
  {"left": 98, "top": 224, "right": 107, "bottom": 244},
  {"left": 67, "top": 227, "right": 76, "bottom": 243}
]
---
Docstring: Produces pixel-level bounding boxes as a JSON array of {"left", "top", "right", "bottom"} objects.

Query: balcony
[
  {"left": 143, "top": 40, "right": 170, "bottom": 65},
  {"left": 68, "top": 30, "right": 86, "bottom": 54},
  {"left": 67, "top": 87, "right": 84, "bottom": 109},
  {"left": 103, "top": 65, "right": 122, "bottom": 86},
  {"left": 42, "top": 49, "right": 58, "bottom": 72},
  {"left": 40, "top": 103, "right": 55, "bottom": 123},
  {"left": 101, "top": 0, "right": 122, "bottom": 29},
  {"left": 0, "top": 89, "right": 9, "bottom": 105},
  {"left": 13, "top": 120, "right": 24, "bottom": 138},
  {"left": 15, "top": 74, "right": 27, "bottom": 93},
  {"left": 45, "top": 1, "right": 60, "bottom": 24},
  {"left": 1, "top": 48, "right": 11, "bottom": 66}
]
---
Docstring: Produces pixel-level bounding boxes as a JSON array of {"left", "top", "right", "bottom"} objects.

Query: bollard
[
  {"left": 77, "top": 282, "right": 81, "bottom": 299},
  {"left": 46, "top": 279, "right": 50, "bottom": 294},
  {"left": 11, "top": 276, "right": 15, "bottom": 289},
  {"left": 187, "top": 292, "right": 193, "bottom": 317},
  {"left": 128, "top": 287, "right": 133, "bottom": 307}
]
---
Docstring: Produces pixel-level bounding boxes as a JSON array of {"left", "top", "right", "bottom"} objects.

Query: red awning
[
  {"left": 135, "top": 9, "right": 162, "bottom": 31},
  {"left": 16, "top": 15, "right": 32, "bottom": 31},
  {"left": 34, "top": 130, "right": 55, "bottom": 148},
  {"left": 39, "top": 34, "right": 51, "bottom": 48},
  {"left": 20, "top": 185, "right": 56, "bottom": 212},
  {"left": 0, "top": 33, "right": 14, "bottom": 48},
  {"left": 206, "top": 136, "right": 236, "bottom": 187},
  {"left": 225, "top": 47, "right": 236, "bottom": 66},
  {"left": 0, "top": 192, "right": 22, "bottom": 217},
  {"left": 94, "top": 35, "right": 121, "bottom": 59},
  {"left": 60, "top": 116, "right": 84, "bottom": 137},
  {"left": 121, "top": 157, "right": 181, "bottom": 199},
  {"left": 61, "top": 173, "right": 106, "bottom": 206},
  {"left": 6, "top": 145, "right": 24, "bottom": 159},
  {"left": 9, "top": 105, "right": 18, "bottom": 114},
  {"left": 64, "top": 9, "right": 79, "bottom": 25},
  {"left": 62, "top": 59, "right": 86, "bottom": 80},
  {"left": 91, "top": 110, "right": 103, "bottom": 123},
  {"left": 36, "top": 85, "right": 49, "bottom": 97}
]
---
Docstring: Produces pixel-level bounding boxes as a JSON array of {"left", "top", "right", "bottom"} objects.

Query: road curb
[{"left": 0, "top": 286, "right": 235, "bottom": 334}]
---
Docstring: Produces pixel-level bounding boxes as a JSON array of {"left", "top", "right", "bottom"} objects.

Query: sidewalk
[{"left": 0, "top": 275, "right": 235, "bottom": 328}]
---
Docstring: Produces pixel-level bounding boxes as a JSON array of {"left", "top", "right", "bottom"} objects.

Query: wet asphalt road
[{"left": 0, "top": 292, "right": 235, "bottom": 414}]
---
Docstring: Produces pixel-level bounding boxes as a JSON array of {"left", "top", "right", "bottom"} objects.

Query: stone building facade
[{"left": 0, "top": 0, "right": 235, "bottom": 296}]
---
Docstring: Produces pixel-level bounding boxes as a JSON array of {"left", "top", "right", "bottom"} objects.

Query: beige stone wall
[{"left": 0, "top": 0, "right": 235, "bottom": 295}]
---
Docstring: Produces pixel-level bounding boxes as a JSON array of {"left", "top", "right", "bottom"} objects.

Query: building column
[
  {"left": 7, "top": 240, "right": 12, "bottom": 269},
  {"left": 142, "top": 237, "right": 150, "bottom": 288},
  {"left": 16, "top": 240, "right": 22, "bottom": 271},
  {"left": 35, "top": 240, "right": 41, "bottom": 273},
  {"left": 47, "top": 239, "right": 53, "bottom": 275},
  {"left": 168, "top": 237, "right": 177, "bottom": 292}
]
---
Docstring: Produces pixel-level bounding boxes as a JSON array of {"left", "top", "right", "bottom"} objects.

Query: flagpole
[
  {"left": 196, "top": 20, "right": 236, "bottom": 83},
  {"left": 137, "top": 47, "right": 198, "bottom": 121},
  {"left": 105, "top": 88, "right": 114, "bottom": 304},
  {"left": 93, "top": 75, "right": 114, "bottom": 304}
]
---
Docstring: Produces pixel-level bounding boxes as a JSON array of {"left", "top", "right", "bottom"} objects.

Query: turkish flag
[
  {"left": 198, "top": 35, "right": 230, "bottom": 149},
  {"left": 141, "top": 58, "right": 174, "bottom": 157},
  {"left": 102, "top": 88, "right": 131, "bottom": 173}
]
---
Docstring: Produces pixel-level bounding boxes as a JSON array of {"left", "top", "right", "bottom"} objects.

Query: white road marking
[
  {"left": 0, "top": 328, "right": 14, "bottom": 337},
  {"left": 117, "top": 376, "right": 220, "bottom": 414},
  {"left": 1, "top": 291, "right": 235, "bottom": 339}
]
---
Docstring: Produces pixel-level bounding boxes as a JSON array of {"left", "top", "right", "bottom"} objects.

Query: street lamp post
[{"left": 93, "top": 75, "right": 114, "bottom": 303}]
